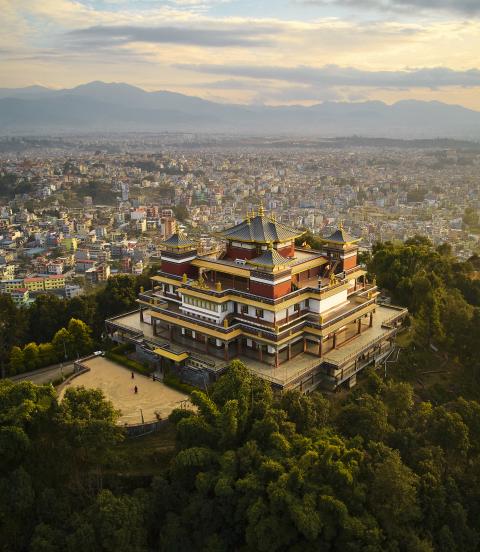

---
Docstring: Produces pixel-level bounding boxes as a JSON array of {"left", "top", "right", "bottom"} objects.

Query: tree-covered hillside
[{"left": 3, "top": 362, "right": 480, "bottom": 551}]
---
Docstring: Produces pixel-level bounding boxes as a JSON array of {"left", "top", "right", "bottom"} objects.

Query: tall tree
[
  {"left": 67, "top": 319, "right": 94, "bottom": 358},
  {"left": 0, "top": 294, "right": 28, "bottom": 378}
]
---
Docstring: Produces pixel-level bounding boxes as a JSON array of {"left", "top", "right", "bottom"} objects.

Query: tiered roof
[
  {"left": 321, "top": 223, "right": 361, "bottom": 245},
  {"left": 162, "top": 226, "right": 196, "bottom": 249},
  {"left": 217, "top": 205, "right": 304, "bottom": 244},
  {"left": 247, "top": 243, "right": 292, "bottom": 271}
]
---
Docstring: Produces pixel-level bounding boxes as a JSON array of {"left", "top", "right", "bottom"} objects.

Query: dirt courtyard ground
[{"left": 60, "top": 356, "right": 190, "bottom": 425}]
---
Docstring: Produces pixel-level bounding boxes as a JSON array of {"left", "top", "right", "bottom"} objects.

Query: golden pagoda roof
[
  {"left": 162, "top": 232, "right": 195, "bottom": 249},
  {"left": 321, "top": 223, "right": 361, "bottom": 245},
  {"left": 247, "top": 243, "right": 293, "bottom": 271},
  {"left": 217, "top": 205, "right": 304, "bottom": 244}
]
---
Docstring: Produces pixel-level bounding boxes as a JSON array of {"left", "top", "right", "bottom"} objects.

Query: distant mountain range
[{"left": 1, "top": 81, "right": 480, "bottom": 139}]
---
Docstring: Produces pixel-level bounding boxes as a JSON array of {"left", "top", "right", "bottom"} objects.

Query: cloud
[
  {"left": 300, "top": 0, "right": 480, "bottom": 16},
  {"left": 65, "top": 24, "right": 276, "bottom": 49},
  {"left": 194, "top": 78, "right": 339, "bottom": 100},
  {"left": 175, "top": 63, "right": 480, "bottom": 89}
]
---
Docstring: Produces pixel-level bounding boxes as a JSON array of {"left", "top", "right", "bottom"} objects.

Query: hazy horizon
[
  {"left": 3, "top": 80, "right": 480, "bottom": 112},
  {"left": 2, "top": 1, "right": 480, "bottom": 110}
]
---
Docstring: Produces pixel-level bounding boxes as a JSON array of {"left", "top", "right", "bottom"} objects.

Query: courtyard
[{"left": 60, "top": 356, "right": 190, "bottom": 425}]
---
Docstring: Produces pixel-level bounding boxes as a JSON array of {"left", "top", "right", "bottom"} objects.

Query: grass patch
[
  {"left": 163, "top": 372, "right": 195, "bottom": 394},
  {"left": 389, "top": 343, "right": 464, "bottom": 405},
  {"left": 110, "top": 342, "right": 135, "bottom": 355},
  {"left": 104, "top": 351, "right": 153, "bottom": 376},
  {"left": 396, "top": 328, "right": 413, "bottom": 348},
  {"left": 107, "top": 423, "right": 177, "bottom": 476}
]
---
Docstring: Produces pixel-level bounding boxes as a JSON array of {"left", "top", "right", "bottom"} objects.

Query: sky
[{"left": 1, "top": 0, "right": 480, "bottom": 108}]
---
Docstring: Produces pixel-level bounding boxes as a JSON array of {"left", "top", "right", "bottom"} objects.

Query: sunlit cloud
[
  {"left": 2, "top": 0, "right": 480, "bottom": 109},
  {"left": 300, "top": 0, "right": 480, "bottom": 16},
  {"left": 65, "top": 24, "right": 277, "bottom": 49},
  {"left": 175, "top": 64, "right": 480, "bottom": 89}
]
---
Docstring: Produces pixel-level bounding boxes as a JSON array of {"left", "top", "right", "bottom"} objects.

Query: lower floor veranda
[
  {"left": 106, "top": 303, "right": 405, "bottom": 389},
  {"left": 148, "top": 310, "right": 375, "bottom": 368}
]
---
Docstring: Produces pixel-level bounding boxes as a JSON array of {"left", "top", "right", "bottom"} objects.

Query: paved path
[
  {"left": 9, "top": 363, "right": 75, "bottom": 385},
  {"left": 59, "top": 356, "right": 189, "bottom": 424}
]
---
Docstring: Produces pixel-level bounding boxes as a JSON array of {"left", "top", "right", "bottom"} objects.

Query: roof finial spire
[
  {"left": 339, "top": 220, "right": 344, "bottom": 230},
  {"left": 258, "top": 202, "right": 265, "bottom": 216}
]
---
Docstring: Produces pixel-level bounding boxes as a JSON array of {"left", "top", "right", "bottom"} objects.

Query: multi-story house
[
  {"left": 108, "top": 206, "right": 407, "bottom": 392},
  {"left": 10, "top": 288, "right": 29, "bottom": 305}
]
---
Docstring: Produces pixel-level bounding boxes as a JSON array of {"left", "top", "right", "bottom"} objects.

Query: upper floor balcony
[
  {"left": 138, "top": 285, "right": 380, "bottom": 344},
  {"left": 151, "top": 269, "right": 368, "bottom": 309}
]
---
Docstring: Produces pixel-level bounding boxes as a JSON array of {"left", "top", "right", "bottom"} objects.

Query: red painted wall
[
  {"left": 226, "top": 244, "right": 258, "bottom": 260},
  {"left": 161, "top": 260, "right": 196, "bottom": 277},
  {"left": 343, "top": 255, "right": 358, "bottom": 271},
  {"left": 250, "top": 279, "right": 291, "bottom": 299}
]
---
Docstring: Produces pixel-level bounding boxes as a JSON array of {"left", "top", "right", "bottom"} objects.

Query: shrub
[
  {"left": 163, "top": 372, "right": 195, "bottom": 394},
  {"left": 110, "top": 342, "right": 135, "bottom": 355},
  {"left": 104, "top": 351, "right": 153, "bottom": 376}
]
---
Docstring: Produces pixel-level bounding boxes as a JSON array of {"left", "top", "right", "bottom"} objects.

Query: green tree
[
  {"left": 368, "top": 446, "right": 420, "bottom": 538},
  {"left": 0, "top": 379, "right": 125, "bottom": 550},
  {"left": 8, "top": 346, "right": 25, "bottom": 375},
  {"left": 96, "top": 275, "right": 138, "bottom": 322},
  {"left": 67, "top": 318, "right": 94, "bottom": 357},
  {"left": 38, "top": 342, "right": 56, "bottom": 367},
  {"left": 336, "top": 393, "right": 392, "bottom": 442},
  {"left": 23, "top": 342, "right": 40, "bottom": 372},
  {"left": 0, "top": 294, "right": 28, "bottom": 377},
  {"left": 52, "top": 327, "right": 73, "bottom": 361},
  {"left": 28, "top": 294, "right": 67, "bottom": 344}
]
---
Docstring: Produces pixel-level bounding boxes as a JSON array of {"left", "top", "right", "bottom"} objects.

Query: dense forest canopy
[{"left": 3, "top": 362, "right": 480, "bottom": 551}]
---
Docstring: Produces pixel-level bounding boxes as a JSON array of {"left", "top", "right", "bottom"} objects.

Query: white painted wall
[
  {"left": 308, "top": 289, "right": 348, "bottom": 314},
  {"left": 319, "top": 289, "right": 348, "bottom": 314}
]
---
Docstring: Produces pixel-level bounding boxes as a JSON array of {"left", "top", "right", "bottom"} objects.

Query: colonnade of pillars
[{"left": 150, "top": 309, "right": 374, "bottom": 367}]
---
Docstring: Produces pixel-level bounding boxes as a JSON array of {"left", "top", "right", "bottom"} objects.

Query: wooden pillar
[
  {"left": 153, "top": 320, "right": 157, "bottom": 336},
  {"left": 275, "top": 350, "right": 279, "bottom": 368},
  {"left": 369, "top": 312, "right": 373, "bottom": 327},
  {"left": 140, "top": 308, "right": 144, "bottom": 322},
  {"left": 258, "top": 343, "right": 263, "bottom": 362},
  {"left": 333, "top": 333, "right": 337, "bottom": 349},
  {"left": 357, "top": 318, "right": 362, "bottom": 334},
  {"left": 224, "top": 342, "right": 229, "bottom": 361},
  {"left": 303, "top": 338, "right": 307, "bottom": 353},
  {"left": 318, "top": 339, "right": 323, "bottom": 357},
  {"left": 288, "top": 343, "right": 292, "bottom": 361}
]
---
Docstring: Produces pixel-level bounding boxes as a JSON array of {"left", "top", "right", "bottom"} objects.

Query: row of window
[
  {"left": 181, "top": 291, "right": 309, "bottom": 321},
  {"left": 238, "top": 300, "right": 308, "bottom": 319},
  {"left": 183, "top": 295, "right": 228, "bottom": 312}
]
